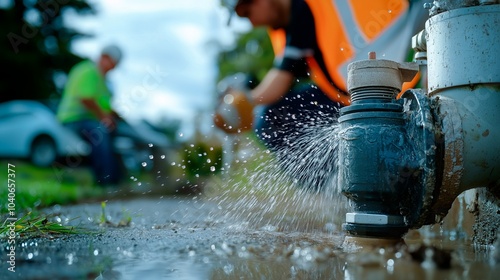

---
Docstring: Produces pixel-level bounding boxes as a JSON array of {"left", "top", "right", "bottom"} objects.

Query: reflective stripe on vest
[{"left": 270, "top": 0, "right": 422, "bottom": 105}]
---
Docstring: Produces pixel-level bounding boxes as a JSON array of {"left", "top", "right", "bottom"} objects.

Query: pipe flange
[{"left": 400, "top": 89, "right": 440, "bottom": 227}]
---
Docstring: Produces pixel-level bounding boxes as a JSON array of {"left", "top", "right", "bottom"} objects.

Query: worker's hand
[
  {"left": 213, "top": 88, "right": 254, "bottom": 134},
  {"left": 100, "top": 114, "right": 116, "bottom": 132}
]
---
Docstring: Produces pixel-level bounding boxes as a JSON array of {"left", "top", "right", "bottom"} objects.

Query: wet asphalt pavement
[
  {"left": 1, "top": 194, "right": 499, "bottom": 279},
  {"left": 1, "top": 195, "right": 346, "bottom": 279}
]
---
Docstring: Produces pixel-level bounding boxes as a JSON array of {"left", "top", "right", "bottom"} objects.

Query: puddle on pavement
[
  {"left": 105, "top": 224, "right": 498, "bottom": 279},
  {"left": 5, "top": 192, "right": 498, "bottom": 280}
]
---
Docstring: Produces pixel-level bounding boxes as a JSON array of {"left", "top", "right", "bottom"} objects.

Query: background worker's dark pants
[
  {"left": 65, "top": 120, "right": 121, "bottom": 186},
  {"left": 254, "top": 84, "right": 343, "bottom": 191}
]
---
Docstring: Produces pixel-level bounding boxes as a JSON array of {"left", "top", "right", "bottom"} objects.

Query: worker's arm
[
  {"left": 250, "top": 68, "right": 294, "bottom": 105},
  {"left": 81, "top": 98, "right": 116, "bottom": 130}
]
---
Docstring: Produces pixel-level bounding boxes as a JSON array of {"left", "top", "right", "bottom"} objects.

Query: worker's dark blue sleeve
[{"left": 275, "top": 0, "right": 317, "bottom": 79}]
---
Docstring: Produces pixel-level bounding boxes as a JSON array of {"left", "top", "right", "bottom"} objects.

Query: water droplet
[
  {"left": 387, "top": 259, "right": 395, "bottom": 273},
  {"left": 66, "top": 253, "right": 74, "bottom": 265},
  {"left": 210, "top": 166, "right": 216, "bottom": 172},
  {"left": 94, "top": 249, "right": 99, "bottom": 256},
  {"left": 223, "top": 264, "right": 234, "bottom": 274},
  {"left": 223, "top": 94, "right": 235, "bottom": 104},
  {"left": 160, "top": 155, "right": 166, "bottom": 159},
  {"left": 148, "top": 143, "right": 153, "bottom": 147},
  {"left": 141, "top": 162, "right": 147, "bottom": 167}
]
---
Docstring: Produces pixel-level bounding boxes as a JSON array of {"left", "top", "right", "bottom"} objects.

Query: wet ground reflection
[{"left": 2, "top": 197, "right": 498, "bottom": 279}]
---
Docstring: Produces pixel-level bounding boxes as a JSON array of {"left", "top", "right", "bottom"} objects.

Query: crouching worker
[
  {"left": 215, "top": 0, "right": 427, "bottom": 191},
  {"left": 57, "top": 45, "right": 124, "bottom": 187}
]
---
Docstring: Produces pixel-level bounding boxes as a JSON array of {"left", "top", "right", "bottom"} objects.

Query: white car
[{"left": 0, "top": 100, "right": 90, "bottom": 167}]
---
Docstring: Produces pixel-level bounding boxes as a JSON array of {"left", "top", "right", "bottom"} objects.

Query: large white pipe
[{"left": 426, "top": 4, "right": 500, "bottom": 218}]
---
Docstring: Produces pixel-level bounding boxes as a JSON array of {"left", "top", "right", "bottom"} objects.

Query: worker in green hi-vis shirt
[{"left": 57, "top": 45, "right": 123, "bottom": 187}]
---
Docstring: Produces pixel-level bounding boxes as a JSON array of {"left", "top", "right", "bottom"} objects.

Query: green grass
[
  {"left": 0, "top": 160, "right": 104, "bottom": 214},
  {"left": 0, "top": 158, "right": 164, "bottom": 237},
  {"left": 98, "top": 201, "right": 132, "bottom": 227},
  {"left": 0, "top": 160, "right": 107, "bottom": 238},
  {"left": 0, "top": 212, "right": 91, "bottom": 239}
]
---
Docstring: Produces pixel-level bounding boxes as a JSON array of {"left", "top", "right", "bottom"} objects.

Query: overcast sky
[{"left": 68, "top": 0, "right": 251, "bottom": 135}]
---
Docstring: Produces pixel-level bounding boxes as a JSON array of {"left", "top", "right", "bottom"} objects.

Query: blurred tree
[
  {"left": 217, "top": 27, "right": 274, "bottom": 84},
  {"left": 0, "top": 0, "right": 95, "bottom": 103}
]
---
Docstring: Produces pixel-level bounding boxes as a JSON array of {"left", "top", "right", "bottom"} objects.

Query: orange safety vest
[{"left": 269, "top": 0, "right": 423, "bottom": 105}]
